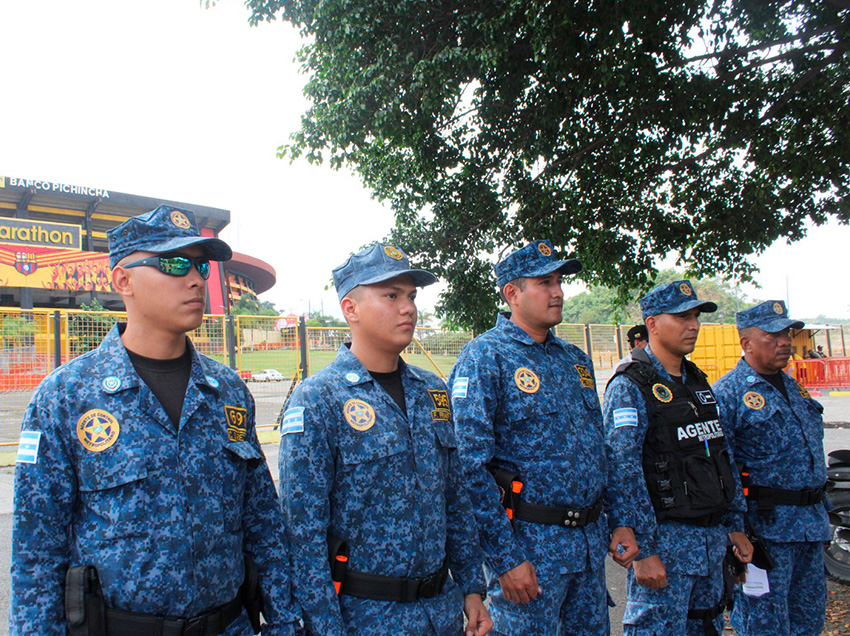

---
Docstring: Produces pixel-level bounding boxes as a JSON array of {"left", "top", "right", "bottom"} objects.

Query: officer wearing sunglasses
[{"left": 10, "top": 205, "right": 302, "bottom": 635}]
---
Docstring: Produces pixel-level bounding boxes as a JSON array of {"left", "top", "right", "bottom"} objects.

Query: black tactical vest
[{"left": 616, "top": 350, "right": 736, "bottom": 526}]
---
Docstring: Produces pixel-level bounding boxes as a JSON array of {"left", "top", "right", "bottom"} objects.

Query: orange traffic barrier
[
  {"left": 787, "top": 357, "right": 850, "bottom": 389},
  {"left": 825, "top": 357, "right": 850, "bottom": 387}
]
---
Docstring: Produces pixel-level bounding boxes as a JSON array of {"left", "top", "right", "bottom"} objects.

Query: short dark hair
[
  {"left": 499, "top": 277, "right": 527, "bottom": 305},
  {"left": 627, "top": 324, "right": 648, "bottom": 346}
]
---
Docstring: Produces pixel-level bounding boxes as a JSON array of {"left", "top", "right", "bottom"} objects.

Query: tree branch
[
  {"left": 656, "top": 39, "right": 850, "bottom": 174},
  {"left": 660, "top": 23, "right": 845, "bottom": 71},
  {"left": 723, "top": 40, "right": 846, "bottom": 77}
]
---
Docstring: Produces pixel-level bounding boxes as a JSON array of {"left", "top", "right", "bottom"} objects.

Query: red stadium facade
[{"left": 0, "top": 175, "right": 275, "bottom": 313}]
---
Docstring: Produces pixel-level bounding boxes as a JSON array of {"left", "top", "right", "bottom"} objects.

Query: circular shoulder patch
[
  {"left": 679, "top": 283, "right": 692, "bottom": 296},
  {"left": 743, "top": 391, "right": 765, "bottom": 410},
  {"left": 101, "top": 376, "right": 121, "bottom": 393},
  {"left": 796, "top": 382, "right": 811, "bottom": 399},
  {"left": 537, "top": 243, "right": 552, "bottom": 256},
  {"left": 773, "top": 302, "right": 783, "bottom": 314},
  {"left": 344, "top": 399, "right": 376, "bottom": 431},
  {"left": 514, "top": 367, "right": 540, "bottom": 393},
  {"left": 77, "top": 409, "right": 120, "bottom": 452},
  {"left": 383, "top": 246, "right": 403, "bottom": 260},
  {"left": 170, "top": 210, "right": 191, "bottom": 229},
  {"left": 652, "top": 383, "right": 673, "bottom": 403}
]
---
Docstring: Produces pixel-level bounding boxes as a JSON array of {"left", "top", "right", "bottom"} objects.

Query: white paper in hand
[{"left": 742, "top": 565, "right": 770, "bottom": 597}]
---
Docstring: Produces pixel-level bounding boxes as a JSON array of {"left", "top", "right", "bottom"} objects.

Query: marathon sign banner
[
  {"left": 0, "top": 245, "right": 111, "bottom": 292},
  {"left": 0, "top": 218, "right": 81, "bottom": 250},
  {"left": 2, "top": 176, "right": 110, "bottom": 199}
]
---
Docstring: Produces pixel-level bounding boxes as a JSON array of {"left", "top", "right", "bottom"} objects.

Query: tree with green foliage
[
  {"left": 305, "top": 311, "right": 347, "bottom": 327},
  {"left": 244, "top": 0, "right": 850, "bottom": 332},
  {"left": 561, "top": 269, "right": 757, "bottom": 325},
  {"left": 230, "top": 291, "right": 279, "bottom": 316}
]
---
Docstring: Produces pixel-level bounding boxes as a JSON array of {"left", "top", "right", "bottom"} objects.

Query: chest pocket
[
  {"left": 77, "top": 450, "right": 149, "bottom": 541},
  {"left": 338, "top": 431, "right": 409, "bottom": 466},
  {"left": 433, "top": 422, "right": 458, "bottom": 450},
  {"left": 221, "top": 441, "right": 264, "bottom": 531},
  {"left": 503, "top": 381, "right": 557, "bottom": 424},
  {"left": 582, "top": 390, "right": 602, "bottom": 414},
  {"left": 741, "top": 400, "right": 786, "bottom": 458},
  {"left": 224, "top": 440, "right": 263, "bottom": 462}
]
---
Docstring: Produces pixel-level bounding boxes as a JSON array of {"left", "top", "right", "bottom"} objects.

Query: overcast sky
[{"left": 1, "top": 0, "right": 847, "bottom": 320}]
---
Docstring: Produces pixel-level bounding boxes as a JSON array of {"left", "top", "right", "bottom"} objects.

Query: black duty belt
[
  {"left": 490, "top": 467, "right": 604, "bottom": 529},
  {"left": 513, "top": 497, "right": 604, "bottom": 528},
  {"left": 339, "top": 564, "right": 449, "bottom": 603},
  {"left": 747, "top": 484, "right": 824, "bottom": 507},
  {"left": 104, "top": 596, "right": 242, "bottom": 636}
]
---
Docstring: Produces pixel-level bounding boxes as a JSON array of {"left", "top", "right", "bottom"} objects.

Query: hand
[
  {"left": 609, "top": 526, "right": 640, "bottom": 569},
  {"left": 498, "top": 560, "right": 541, "bottom": 604},
  {"left": 633, "top": 554, "right": 667, "bottom": 590},
  {"left": 463, "top": 594, "right": 494, "bottom": 636},
  {"left": 729, "top": 531, "right": 753, "bottom": 563},
  {"left": 729, "top": 531, "right": 754, "bottom": 583}
]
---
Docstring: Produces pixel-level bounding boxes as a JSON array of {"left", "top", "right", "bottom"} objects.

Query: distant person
[
  {"left": 714, "top": 300, "right": 830, "bottom": 635},
  {"left": 816, "top": 345, "right": 827, "bottom": 358},
  {"left": 628, "top": 325, "right": 649, "bottom": 351},
  {"left": 10, "top": 205, "right": 301, "bottom": 635},
  {"left": 615, "top": 324, "right": 649, "bottom": 372}
]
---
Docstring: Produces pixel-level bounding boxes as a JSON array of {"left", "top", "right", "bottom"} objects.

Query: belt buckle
[
  {"left": 563, "top": 508, "right": 579, "bottom": 527},
  {"left": 184, "top": 614, "right": 208, "bottom": 636},
  {"left": 418, "top": 573, "right": 440, "bottom": 599}
]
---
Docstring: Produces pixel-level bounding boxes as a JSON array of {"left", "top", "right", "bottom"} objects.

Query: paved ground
[{"left": 1, "top": 407, "right": 849, "bottom": 634}]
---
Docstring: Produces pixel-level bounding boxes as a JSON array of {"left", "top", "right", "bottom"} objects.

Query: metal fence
[{"left": 3, "top": 309, "right": 849, "bottom": 446}]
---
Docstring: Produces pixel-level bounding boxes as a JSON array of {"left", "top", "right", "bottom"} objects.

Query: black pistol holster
[
  {"left": 66, "top": 559, "right": 259, "bottom": 636},
  {"left": 65, "top": 565, "right": 106, "bottom": 636},
  {"left": 241, "top": 553, "right": 265, "bottom": 634}
]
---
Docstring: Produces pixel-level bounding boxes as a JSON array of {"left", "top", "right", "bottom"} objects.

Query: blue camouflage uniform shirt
[
  {"left": 604, "top": 347, "right": 746, "bottom": 575},
  {"left": 448, "top": 314, "right": 608, "bottom": 577},
  {"left": 279, "top": 344, "right": 486, "bottom": 636},
  {"left": 713, "top": 357, "right": 830, "bottom": 542},
  {"left": 10, "top": 324, "right": 300, "bottom": 636}
]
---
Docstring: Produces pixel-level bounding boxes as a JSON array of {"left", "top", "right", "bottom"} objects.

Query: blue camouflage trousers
[
  {"left": 730, "top": 540, "right": 826, "bottom": 636},
  {"left": 486, "top": 560, "right": 610, "bottom": 636},
  {"left": 622, "top": 567, "right": 725, "bottom": 636}
]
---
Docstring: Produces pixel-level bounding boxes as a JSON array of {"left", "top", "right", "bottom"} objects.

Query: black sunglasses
[{"left": 123, "top": 254, "right": 211, "bottom": 280}]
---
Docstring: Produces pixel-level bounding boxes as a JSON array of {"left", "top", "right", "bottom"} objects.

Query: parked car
[{"left": 252, "top": 369, "right": 285, "bottom": 382}]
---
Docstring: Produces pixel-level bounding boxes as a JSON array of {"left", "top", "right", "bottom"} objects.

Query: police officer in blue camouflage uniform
[
  {"left": 448, "top": 240, "right": 625, "bottom": 636},
  {"left": 713, "top": 300, "right": 830, "bottom": 636},
  {"left": 279, "top": 243, "right": 491, "bottom": 636},
  {"left": 10, "top": 205, "right": 301, "bottom": 636},
  {"left": 604, "top": 281, "right": 753, "bottom": 636}
]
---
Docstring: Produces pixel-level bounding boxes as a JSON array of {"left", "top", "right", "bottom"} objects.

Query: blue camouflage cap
[
  {"left": 495, "top": 240, "right": 582, "bottom": 288},
  {"left": 640, "top": 280, "right": 718, "bottom": 320},
  {"left": 333, "top": 243, "right": 437, "bottom": 301},
  {"left": 108, "top": 204, "right": 232, "bottom": 268},
  {"left": 736, "top": 300, "right": 804, "bottom": 333}
]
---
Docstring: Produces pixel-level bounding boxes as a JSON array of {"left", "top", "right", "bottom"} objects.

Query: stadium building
[{"left": 0, "top": 175, "right": 275, "bottom": 313}]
